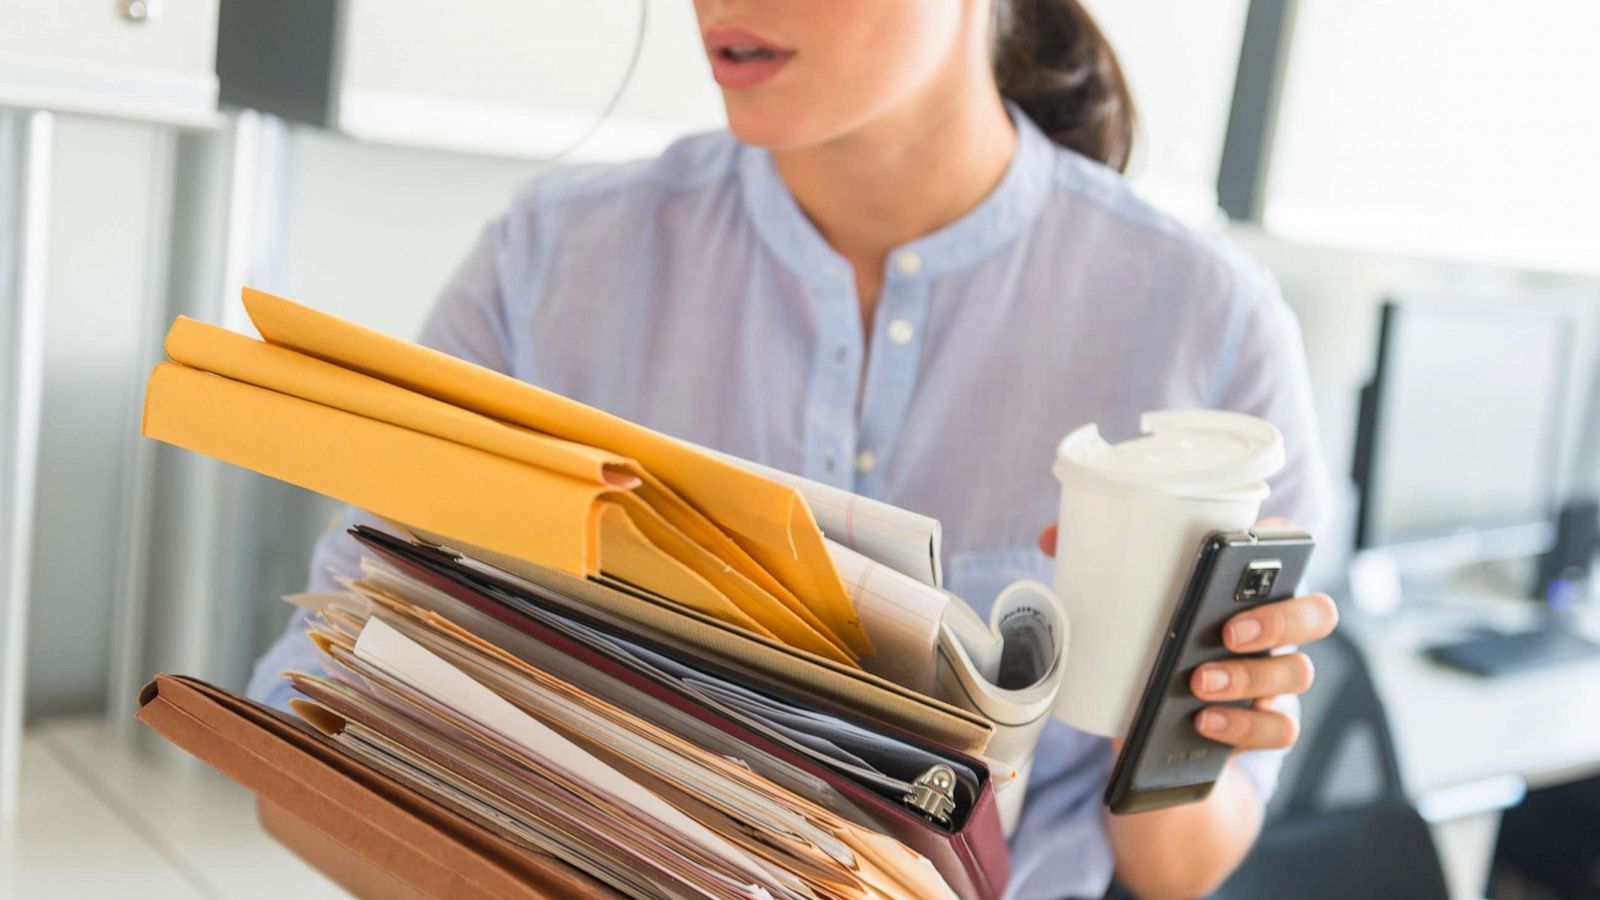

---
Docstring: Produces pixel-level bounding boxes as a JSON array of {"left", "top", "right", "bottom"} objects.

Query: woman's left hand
[
  {"left": 1038, "top": 517, "right": 1339, "bottom": 752},
  {"left": 1187, "top": 585, "right": 1337, "bottom": 750}
]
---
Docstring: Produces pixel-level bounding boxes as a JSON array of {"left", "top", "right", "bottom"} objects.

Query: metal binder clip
[{"left": 904, "top": 764, "right": 957, "bottom": 824}]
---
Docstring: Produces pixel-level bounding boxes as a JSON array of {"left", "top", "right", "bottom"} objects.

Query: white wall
[
  {"left": 1266, "top": 0, "right": 1600, "bottom": 277},
  {"left": 281, "top": 128, "right": 538, "bottom": 340},
  {"left": 1083, "top": 0, "right": 1249, "bottom": 224},
  {"left": 25, "top": 115, "right": 171, "bottom": 715}
]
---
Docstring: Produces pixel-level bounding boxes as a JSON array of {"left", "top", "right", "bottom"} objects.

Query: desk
[{"left": 1353, "top": 587, "right": 1600, "bottom": 899}]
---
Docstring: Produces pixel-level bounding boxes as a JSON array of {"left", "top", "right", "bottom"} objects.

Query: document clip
[{"left": 905, "top": 764, "right": 958, "bottom": 824}]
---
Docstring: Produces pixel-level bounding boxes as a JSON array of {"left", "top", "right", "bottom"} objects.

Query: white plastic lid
[{"left": 1053, "top": 409, "right": 1284, "bottom": 498}]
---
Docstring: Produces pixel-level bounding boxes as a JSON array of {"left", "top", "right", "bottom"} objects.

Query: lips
[{"left": 702, "top": 25, "right": 795, "bottom": 90}]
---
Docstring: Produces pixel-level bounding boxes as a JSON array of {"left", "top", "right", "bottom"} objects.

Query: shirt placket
[
  {"left": 854, "top": 248, "right": 932, "bottom": 499},
  {"left": 800, "top": 271, "right": 864, "bottom": 488}
]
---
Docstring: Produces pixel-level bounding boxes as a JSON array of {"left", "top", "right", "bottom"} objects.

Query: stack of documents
[{"left": 137, "top": 289, "right": 1072, "bottom": 899}]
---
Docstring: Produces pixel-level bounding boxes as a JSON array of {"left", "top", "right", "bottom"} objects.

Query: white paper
[
  {"left": 702, "top": 447, "right": 944, "bottom": 587},
  {"left": 353, "top": 556, "right": 852, "bottom": 811},
  {"left": 352, "top": 617, "right": 779, "bottom": 896},
  {"left": 819, "top": 533, "right": 1070, "bottom": 836},
  {"left": 933, "top": 580, "right": 1068, "bottom": 836},
  {"left": 825, "top": 539, "right": 947, "bottom": 694}
]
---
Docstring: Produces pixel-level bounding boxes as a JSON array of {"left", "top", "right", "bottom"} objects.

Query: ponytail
[{"left": 993, "top": 0, "right": 1137, "bottom": 172}]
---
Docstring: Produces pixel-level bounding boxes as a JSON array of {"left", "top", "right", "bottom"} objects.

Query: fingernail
[
  {"left": 1199, "top": 666, "right": 1229, "bottom": 694},
  {"left": 1199, "top": 709, "right": 1230, "bottom": 734},
  {"left": 1229, "top": 618, "right": 1262, "bottom": 646}
]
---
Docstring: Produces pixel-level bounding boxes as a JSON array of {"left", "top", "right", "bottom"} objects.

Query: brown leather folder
[
  {"left": 257, "top": 800, "right": 431, "bottom": 900},
  {"left": 136, "top": 674, "right": 612, "bottom": 899}
]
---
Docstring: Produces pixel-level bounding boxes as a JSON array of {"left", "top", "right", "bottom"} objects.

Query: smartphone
[{"left": 1105, "top": 529, "right": 1315, "bottom": 815}]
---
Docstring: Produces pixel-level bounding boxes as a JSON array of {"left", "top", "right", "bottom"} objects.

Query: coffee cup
[{"left": 1049, "top": 409, "right": 1284, "bottom": 737}]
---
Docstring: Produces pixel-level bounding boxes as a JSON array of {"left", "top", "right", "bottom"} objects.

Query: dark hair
[{"left": 993, "top": 0, "right": 1137, "bottom": 172}]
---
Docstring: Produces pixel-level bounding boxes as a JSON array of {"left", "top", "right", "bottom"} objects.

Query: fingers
[
  {"left": 1038, "top": 522, "right": 1058, "bottom": 557},
  {"left": 1225, "top": 592, "right": 1339, "bottom": 652},
  {"left": 1255, "top": 516, "right": 1295, "bottom": 529},
  {"left": 1195, "top": 699, "right": 1300, "bottom": 750},
  {"left": 1192, "top": 653, "right": 1315, "bottom": 702}
]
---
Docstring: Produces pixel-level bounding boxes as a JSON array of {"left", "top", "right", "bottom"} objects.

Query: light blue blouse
[{"left": 249, "top": 108, "right": 1331, "bottom": 899}]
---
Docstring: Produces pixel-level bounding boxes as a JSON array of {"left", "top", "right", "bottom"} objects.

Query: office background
[{"left": 2, "top": 1, "right": 1598, "bottom": 898}]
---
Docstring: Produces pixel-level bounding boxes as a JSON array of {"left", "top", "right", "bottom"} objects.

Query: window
[
  {"left": 1084, "top": 0, "right": 1251, "bottom": 225},
  {"left": 1265, "top": 0, "right": 1600, "bottom": 275}
]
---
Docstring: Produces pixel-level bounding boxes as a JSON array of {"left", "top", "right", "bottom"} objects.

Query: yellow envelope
[
  {"left": 163, "top": 316, "right": 634, "bottom": 488},
  {"left": 155, "top": 317, "right": 856, "bottom": 664},
  {"left": 143, "top": 362, "right": 864, "bottom": 662},
  {"left": 239, "top": 287, "right": 872, "bottom": 658}
]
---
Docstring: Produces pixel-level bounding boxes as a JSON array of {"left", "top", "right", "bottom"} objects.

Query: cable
[{"left": 545, "top": 0, "right": 650, "bottom": 163}]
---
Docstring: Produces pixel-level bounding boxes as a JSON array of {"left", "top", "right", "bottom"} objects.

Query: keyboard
[{"left": 1426, "top": 623, "right": 1600, "bottom": 677}]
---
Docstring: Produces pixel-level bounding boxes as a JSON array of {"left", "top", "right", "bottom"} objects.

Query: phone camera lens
[{"left": 1235, "top": 561, "right": 1281, "bottom": 602}]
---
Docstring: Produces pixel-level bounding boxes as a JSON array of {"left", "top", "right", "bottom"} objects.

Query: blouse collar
[{"left": 738, "top": 102, "right": 1057, "bottom": 287}]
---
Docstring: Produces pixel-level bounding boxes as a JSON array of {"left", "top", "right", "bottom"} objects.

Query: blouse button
[
  {"left": 895, "top": 251, "right": 923, "bottom": 277},
  {"left": 887, "top": 319, "right": 915, "bottom": 345},
  {"left": 855, "top": 450, "right": 878, "bottom": 474}
]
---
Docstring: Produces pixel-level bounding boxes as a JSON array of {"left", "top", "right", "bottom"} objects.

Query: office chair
[
  {"left": 1210, "top": 626, "right": 1451, "bottom": 900},
  {"left": 1494, "top": 773, "right": 1600, "bottom": 897}
]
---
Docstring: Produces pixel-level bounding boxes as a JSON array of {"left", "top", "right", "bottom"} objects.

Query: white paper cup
[{"left": 1049, "top": 410, "right": 1284, "bottom": 737}]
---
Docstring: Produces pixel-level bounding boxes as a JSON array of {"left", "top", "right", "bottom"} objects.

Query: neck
[{"left": 771, "top": 68, "right": 1017, "bottom": 292}]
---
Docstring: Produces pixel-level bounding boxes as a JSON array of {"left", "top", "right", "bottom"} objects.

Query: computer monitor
[{"left": 1353, "top": 297, "right": 1575, "bottom": 568}]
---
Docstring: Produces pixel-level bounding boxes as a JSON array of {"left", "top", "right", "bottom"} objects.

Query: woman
[{"left": 251, "top": 1, "right": 1339, "bottom": 897}]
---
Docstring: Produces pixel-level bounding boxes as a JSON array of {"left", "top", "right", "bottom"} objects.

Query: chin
[
  {"left": 720, "top": 95, "right": 839, "bottom": 150},
  {"left": 725, "top": 116, "right": 805, "bottom": 149},
  {"left": 724, "top": 110, "right": 808, "bottom": 150}
]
